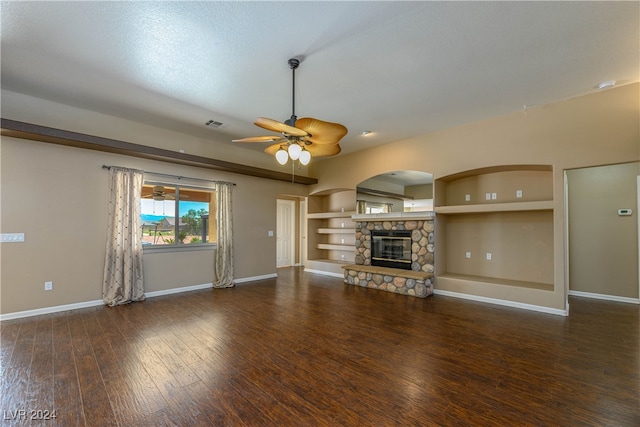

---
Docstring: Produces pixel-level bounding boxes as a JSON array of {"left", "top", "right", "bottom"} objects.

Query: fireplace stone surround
[{"left": 342, "top": 212, "right": 435, "bottom": 298}]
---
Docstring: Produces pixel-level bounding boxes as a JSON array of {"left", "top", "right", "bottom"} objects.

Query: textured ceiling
[{"left": 1, "top": 1, "right": 638, "bottom": 163}]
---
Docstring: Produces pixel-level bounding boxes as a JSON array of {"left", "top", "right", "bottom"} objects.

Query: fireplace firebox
[{"left": 371, "top": 230, "right": 412, "bottom": 270}]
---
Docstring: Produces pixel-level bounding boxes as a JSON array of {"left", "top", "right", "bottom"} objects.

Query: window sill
[{"left": 142, "top": 243, "right": 217, "bottom": 254}]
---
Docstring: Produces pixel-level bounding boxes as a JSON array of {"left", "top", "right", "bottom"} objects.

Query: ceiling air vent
[{"left": 205, "top": 119, "right": 223, "bottom": 128}]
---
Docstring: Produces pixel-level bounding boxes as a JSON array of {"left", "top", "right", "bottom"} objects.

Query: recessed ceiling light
[
  {"left": 360, "top": 130, "right": 372, "bottom": 136},
  {"left": 597, "top": 80, "right": 616, "bottom": 90}
]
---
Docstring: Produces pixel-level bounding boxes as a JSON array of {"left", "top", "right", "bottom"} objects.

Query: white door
[{"left": 277, "top": 199, "right": 295, "bottom": 268}]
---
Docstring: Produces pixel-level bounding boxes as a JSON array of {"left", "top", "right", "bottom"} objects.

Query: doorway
[{"left": 566, "top": 162, "right": 640, "bottom": 302}]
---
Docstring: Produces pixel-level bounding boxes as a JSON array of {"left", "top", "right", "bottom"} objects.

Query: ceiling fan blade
[
  {"left": 255, "top": 117, "right": 308, "bottom": 137},
  {"left": 305, "top": 143, "right": 341, "bottom": 157},
  {"left": 232, "top": 136, "right": 283, "bottom": 143},
  {"left": 296, "top": 117, "right": 348, "bottom": 145}
]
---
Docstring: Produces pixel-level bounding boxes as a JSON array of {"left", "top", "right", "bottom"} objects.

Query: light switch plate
[
  {"left": 1, "top": 233, "right": 25, "bottom": 243},
  {"left": 465, "top": 252, "right": 471, "bottom": 259},
  {"left": 486, "top": 253, "right": 492, "bottom": 260}
]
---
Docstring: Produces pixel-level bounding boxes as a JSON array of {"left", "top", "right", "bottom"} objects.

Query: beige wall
[
  {"left": 0, "top": 137, "right": 308, "bottom": 315},
  {"left": 1, "top": 84, "right": 638, "bottom": 315},
  {"left": 309, "top": 83, "right": 640, "bottom": 311},
  {"left": 309, "top": 84, "right": 639, "bottom": 191},
  {"left": 567, "top": 162, "right": 640, "bottom": 298}
]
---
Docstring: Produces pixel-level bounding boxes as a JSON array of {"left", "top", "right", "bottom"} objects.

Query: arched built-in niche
[{"left": 356, "top": 170, "right": 434, "bottom": 214}]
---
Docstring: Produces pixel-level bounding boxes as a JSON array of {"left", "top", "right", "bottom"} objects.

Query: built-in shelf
[
  {"left": 437, "top": 273, "right": 554, "bottom": 291},
  {"left": 308, "top": 258, "right": 352, "bottom": 266},
  {"left": 306, "top": 190, "right": 357, "bottom": 272},
  {"left": 351, "top": 211, "right": 435, "bottom": 221},
  {"left": 316, "top": 228, "right": 356, "bottom": 234},
  {"left": 434, "top": 164, "right": 556, "bottom": 304},
  {"left": 307, "top": 211, "right": 356, "bottom": 219},
  {"left": 317, "top": 243, "right": 353, "bottom": 251},
  {"left": 434, "top": 200, "right": 553, "bottom": 215}
]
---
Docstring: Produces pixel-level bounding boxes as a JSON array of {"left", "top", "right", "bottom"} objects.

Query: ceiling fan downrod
[{"left": 285, "top": 58, "right": 300, "bottom": 127}]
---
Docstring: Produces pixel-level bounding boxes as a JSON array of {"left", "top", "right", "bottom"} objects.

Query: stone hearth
[{"left": 342, "top": 213, "right": 435, "bottom": 298}]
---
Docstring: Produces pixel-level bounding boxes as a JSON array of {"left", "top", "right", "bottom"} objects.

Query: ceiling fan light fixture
[
  {"left": 287, "top": 142, "right": 302, "bottom": 160},
  {"left": 299, "top": 148, "right": 311, "bottom": 165},
  {"left": 275, "top": 147, "right": 289, "bottom": 165}
]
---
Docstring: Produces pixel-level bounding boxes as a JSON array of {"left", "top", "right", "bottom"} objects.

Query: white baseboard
[
  {"left": 569, "top": 290, "right": 640, "bottom": 304},
  {"left": 433, "top": 289, "right": 569, "bottom": 316},
  {"left": 303, "top": 268, "right": 344, "bottom": 278},
  {"left": 235, "top": 273, "right": 278, "bottom": 284},
  {"left": 145, "top": 282, "right": 213, "bottom": 298},
  {"left": 0, "top": 273, "right": 281, "bottom": 321},
  {"left": 0, "top": 299, "right": 105, "bottom": 321}
]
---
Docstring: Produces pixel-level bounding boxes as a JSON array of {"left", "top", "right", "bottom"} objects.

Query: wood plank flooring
[{"left": 1, "top": 267, "right": 639, "bottom": 426}]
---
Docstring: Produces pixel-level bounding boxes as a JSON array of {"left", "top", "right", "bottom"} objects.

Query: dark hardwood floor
[{"left": 1, "top": 267, "right": 639, "bottom": 426}]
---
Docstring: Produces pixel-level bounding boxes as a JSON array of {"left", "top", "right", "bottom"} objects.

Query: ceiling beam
[{"left": 0, "top": 118, "right": 318, "bottom": 185}]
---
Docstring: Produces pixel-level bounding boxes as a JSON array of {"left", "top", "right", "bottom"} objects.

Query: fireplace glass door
[{"left": 371, "top": 230, "right": 412, "bottom": 270}]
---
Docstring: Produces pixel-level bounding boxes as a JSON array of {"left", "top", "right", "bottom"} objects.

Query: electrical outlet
[
  {"left": 491, "top": 193, "right": 497, "bottom": 200},
  {"left": 268, "top": 230, "right": 274, "bottom": 237},
  {"left": 486, "top": 253, "right": 492, "bottom": 261},
  {"left": 516, "top": 189, "right": 523, "bottom": 198},
  {"left": 485, "top": 193, "right": 491, "bottom": 200},
  {"left": 341, "top": 238, "right": 345, "bottom": 244},
  {"left": 465, "top": 252, "right": 471, "bottom": 259},
  {"left": 44, "top": 281, "right": 53, "bottom": 291},
  {"left": 465, "top": 194, "right": 471, "bottom": 202}
]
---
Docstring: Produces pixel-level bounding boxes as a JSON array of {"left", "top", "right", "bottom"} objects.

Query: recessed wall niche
[{"left": 356, "top": 170, "right": 433, "bottom": 214}]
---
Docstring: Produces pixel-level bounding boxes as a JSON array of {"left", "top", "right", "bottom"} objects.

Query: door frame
[{"left": 276, "top": 198, "right": 296, "bottom": 268}]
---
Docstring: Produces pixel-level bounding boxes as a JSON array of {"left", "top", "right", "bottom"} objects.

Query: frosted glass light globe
[
  {"left": 287, "top": 143, "right": 302, "bottom": 160},
  {"left": 299, "top": 149, "right": 311, "bottom": 165},
  {"left": 275, "top": 148, "right": 289, "bottom": 165}
]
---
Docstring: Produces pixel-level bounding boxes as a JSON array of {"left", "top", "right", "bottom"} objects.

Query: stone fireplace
[{"left": 342, "top": 212, "right": 435, "bottom": 298}]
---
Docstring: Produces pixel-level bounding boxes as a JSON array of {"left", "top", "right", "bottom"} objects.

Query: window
[
  {"left": 365, "top": 202, "right": 393, "bottom": 214},
  {"left": 140, "top": 184, "right": 216, "bottom": 247}
]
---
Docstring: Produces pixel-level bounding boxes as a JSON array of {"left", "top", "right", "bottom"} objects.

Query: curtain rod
[{"left": 101, "top": 165, "right": 236, "bottom": 186}]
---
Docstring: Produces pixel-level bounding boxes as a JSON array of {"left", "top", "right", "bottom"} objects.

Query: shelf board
[
  {"left": 434, "top": 200, "right": 553, "bottom": 214},
  {"left": 437, "top": 273, "right": 554, "bottom": 291},
  {"left": 317, "top": 243, "right": 354, "bottom": 251},
  {"left": 316, "top": 228, "right": 356, "bottom": 234},
  {"left": 307, "top": 211, "right": 356, "bottom": 219},
  {"left": 307, "top": 258, "right": 352, "bottom": 265}
]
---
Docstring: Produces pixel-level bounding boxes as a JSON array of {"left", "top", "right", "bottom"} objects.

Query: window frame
[{"left": 140, "top": 180, "right": 217, "bottom": 253}]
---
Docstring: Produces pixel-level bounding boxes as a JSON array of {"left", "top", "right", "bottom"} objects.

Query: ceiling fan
[
  {"left": 142, "top": 185, "right": 188, "bottom": 201},
  {"left": 233, "top": 58, "right": 348, "bottom": 165}
]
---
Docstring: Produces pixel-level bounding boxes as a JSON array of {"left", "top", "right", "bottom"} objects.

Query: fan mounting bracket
[{"left": 288, "top": 58, "right": 300, "bottom": 70}]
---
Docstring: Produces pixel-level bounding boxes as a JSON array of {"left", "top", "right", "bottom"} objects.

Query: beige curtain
[
  {"left": 213, "top": 182, "right": 234, "bottom": 288},
  {"left": 103, "top": 167, "right": 145, "bottom": 306}
]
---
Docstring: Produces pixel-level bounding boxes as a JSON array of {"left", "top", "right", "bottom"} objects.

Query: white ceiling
[{"left": 1, "top": 1, "right": 638, "bottom": 162}]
